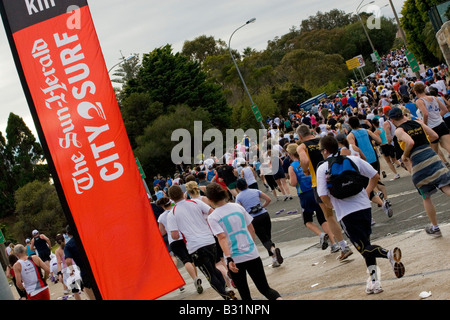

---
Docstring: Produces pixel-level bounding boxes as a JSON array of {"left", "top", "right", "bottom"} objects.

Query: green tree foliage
[
  {"left": 275, "top": 49, "right": 348, "bottom": 94},
  {"left": 401, "top": 0, "right": 446, "bottom": 66},
  {"left": 120, "top": 93, "right": 163, "bottom": 149},
  {"left": 0, "top": 113, "right": 49, "bottom": 218},
  {"left": 12, "top": 180, "right": 65, "bottom": 242},
  {"left": 122, "top": 44, "right": 230, "bottom": 130},
  {"left": 272, "top": 84, "right": 312, "bottom": 116},
  {"left": 300, "top": 9, "right": 358, "bottom": 33},
  {"left": 134, "top": 106, "right": 212, "bottom": 177},
  {"left": 181, "top": 35, "right": 229, "bottom": 64}
]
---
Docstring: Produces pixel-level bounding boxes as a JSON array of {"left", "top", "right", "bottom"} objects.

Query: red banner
[{"left": 0, "top": 0, "right": 184, "bottom": 299}]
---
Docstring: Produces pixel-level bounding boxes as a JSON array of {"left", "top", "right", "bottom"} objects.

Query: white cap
[{"left": 32, "top": 229, "right": 39, "bottom": 236}]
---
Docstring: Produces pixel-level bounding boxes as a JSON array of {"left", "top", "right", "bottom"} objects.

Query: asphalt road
[{"left": 261, "top": 158, "right": 450, "bottom": 247}]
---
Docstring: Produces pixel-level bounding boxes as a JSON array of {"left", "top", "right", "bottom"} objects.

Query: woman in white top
[
  {"left": 156, "top": 196, "right": 203, "bottom": 294},
  {"left": 206, "top": 183, "right": 282, "bottom": 301},
  {"left": 240, "top": 162, "right": 258, "bottom": 189}
]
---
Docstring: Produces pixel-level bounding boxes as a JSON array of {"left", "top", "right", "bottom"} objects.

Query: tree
[
  {"left": 401, "top": 0, "right": 446, "bottom": 66},
  {"left": 122, "top": 44, "right": 231, "bottom": 130},
  {"left": 182, "top": 35, "right": 229, "bottom": 64},
  {"left": 134, "top": 105, "right": 212, "bottom": 177},
  {"left": 0, "top": 113, "right": 49, "bottom": 218},
  {"left": 12, "top": 180, "right": 66, "bottom": 242},
  {"left": 272, "top": 84, "right": 312, "bottom": 116},
  {"left": 300, "top": 9, "right": 357, "bottom": 33},
  {"left": 111, "top": 53, "right": 141, "bottom": 86},
  {"left": 275, "top": 49, "right": 348, "bottom": 94},
  {"left": 120, "top": 92, "right": 163, "bottom": 149}
]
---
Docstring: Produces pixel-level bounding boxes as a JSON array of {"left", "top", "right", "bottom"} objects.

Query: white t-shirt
[
  {"left": 158, "top": 210, "right": 182, "bottom": 244},
  {"left": 316, "top": 156, "right": 377, "bottom": 221},
  {"left": 241, "top": 166, "right": 257, "bottom": 186},
  {"left": 167, "top": 199, "right": 215, "bottom": 254},
  {"left": 208, "top": 203, "right": 259, "bottom": 264}
]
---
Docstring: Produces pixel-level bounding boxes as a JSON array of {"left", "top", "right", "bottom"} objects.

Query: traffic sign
[
  {"left": 135, "top": 157, "right": 146, "bottom": 179},
  {"left": 373, "top": 50, "right": 381, "bottom": 63},
  {"left": 0, "top": 229, "right": 5, "bottom": 244},
  {"left": 251, "top": 104, "right": 263, "bottom": 122},
  {"left": 405, "top": 50, "right": 420, "bottom": 73},
  {"left": 346, "top": 56, "right": 360, "bottom": 70}
]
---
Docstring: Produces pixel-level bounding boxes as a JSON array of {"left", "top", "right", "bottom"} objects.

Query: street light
[
  {"left": 108, "top": 54, "right": 137, "bottom": 74},
  {"left": 356, "top": 0, "right": 378, "bottom": 70},
  {"left": 228, "top": 18, "right": 266, "bottom": 130}
]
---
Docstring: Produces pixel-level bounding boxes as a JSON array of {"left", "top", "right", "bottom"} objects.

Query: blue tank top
[
  {"left": 378, "top": 127, "right": 387, "bottom": 145},
  {"left": 352, "top": 129, "right": 376, "bottom": 163},
  {"left": 290, "top": 160, "right": 313, "bottom": 195}
]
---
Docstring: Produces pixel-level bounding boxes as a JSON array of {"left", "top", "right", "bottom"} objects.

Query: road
[{"left": 262, "top": 157, "right": 450, "bottom": 246}]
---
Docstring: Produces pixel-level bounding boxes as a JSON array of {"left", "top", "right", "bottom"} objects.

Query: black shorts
[
  {"left": 265, "top": 175, "right": 278, "bottom": 190},
  {"left": 170, "top": 240, "right": 193, "bottom": 264},
  {"left": 38, "top": 249, "right": 51, "bottom": 262},
  {"left": 431, "top": 122, "right": 450, "bottom": 143},
  {"left": 299, "top": 190, "right": 326, "bottom": 225},
  {"left": 339, "top": 208, "right": 372, "bottom": 249},
  {"left": 380, "top": 144, "right": 396, "bottom": 158}
]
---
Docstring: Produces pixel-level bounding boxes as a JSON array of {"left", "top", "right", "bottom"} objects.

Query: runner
[
  {"left": 296, "top": 124, "right": 353, "bottom": 260},
  {"left": 389, "top": 107, "right": 450, "bottom": 237},
  {"left": 286, "top": 143, "right": 339, "bottom": 253},
  {"left": 316, "top": 136, "right": 405, "bottom": 294},
  {"left": 206, "top": 182, "right": 282, "bottom": 300},
  {"left": 235, "top": 178, "right": 284, "bottom": 267}
]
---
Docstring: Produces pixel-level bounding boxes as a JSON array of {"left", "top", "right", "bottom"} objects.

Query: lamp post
[
  {"left": 356, "top": 0, "right": 379, "bottom": 71},
  {"left": 228, "top": 18, "right": 265, "bottom": 130},
  {"left": 108, "top": 54, "right": 136, "bottom": 74},
  {"left": 387, "top": 0, "right": 421, "bottom": 79}
]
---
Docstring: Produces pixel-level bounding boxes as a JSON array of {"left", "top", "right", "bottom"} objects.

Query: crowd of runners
[{"left": 5, "top": 48, "right": 450, "bottom": 300}]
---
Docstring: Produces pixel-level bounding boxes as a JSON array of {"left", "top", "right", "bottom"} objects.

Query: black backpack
[{"left": 323, "top": 154, "right": 366, "bottom": 199}]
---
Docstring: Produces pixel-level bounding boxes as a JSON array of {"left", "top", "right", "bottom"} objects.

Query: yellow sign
[{"left": 346, "top": 57, "right": 360, "bottom": 70}]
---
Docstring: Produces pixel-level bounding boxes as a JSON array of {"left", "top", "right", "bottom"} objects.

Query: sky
[{"left": 0, "top": 0, "right": 405, "bottom": 139}]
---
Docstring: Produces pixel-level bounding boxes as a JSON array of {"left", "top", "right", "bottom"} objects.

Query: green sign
[
  {"left": 405, "top": 50, "right": 420, "bottom": 73},
  {"left": 135, "top": 157, "right": 146, "bottom": 179},
  {"left": 251, "top": 104, "right": 263, "bottom": 122},
  {"left": 0, "top": 229, "right": 5, "bottom": 245},
  {"left": 373, "top": 50, "right": 381, "bottom": 63}
]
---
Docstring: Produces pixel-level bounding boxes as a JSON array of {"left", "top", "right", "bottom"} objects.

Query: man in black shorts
[{"left": 30, "top": 230, "right": 52, "bottom": 269}]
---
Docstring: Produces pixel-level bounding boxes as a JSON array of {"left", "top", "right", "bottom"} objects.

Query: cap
[
  {"left": 382, "top": 106, "right": 391, "bottom": 114},
  {"left": 335, "top": 133, "right": 347, "bottom": 143},
  {"left": 32, "top": 229, "right": 38, "bottom": 236},
  {"left": 25, "top": 238, "right": 30, "bottom": 243},
  {"left": 388, "top": 107, "right": 403, "bottom": 119}
]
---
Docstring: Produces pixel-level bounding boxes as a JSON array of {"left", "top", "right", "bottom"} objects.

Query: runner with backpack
[{"left": 316, "top": 135, "right": 405, "bottom": 295}]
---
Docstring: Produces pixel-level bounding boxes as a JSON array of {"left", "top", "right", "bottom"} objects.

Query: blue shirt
[
  {"left": 352, "top": 129, "right": 377, "bottom": 164},
  {"left": 235, "top": 188, "right": 267, "bottom": 217},
  {"left": 405, "top": 102, "right": 418, "bottom": 120},
  {"left": 290, "top": 160, "right": 313, "bottom": 195}
]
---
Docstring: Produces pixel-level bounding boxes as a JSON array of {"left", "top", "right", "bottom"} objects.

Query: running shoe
[
  {"left": 195, "top": 278, "right": 203, "bottom": 294},
  {"left": 274, "top": 247, "right": 284, "bottom": 265},
  {"left": 383, "top": 200, "right": 393, "bottom": 218},
  {"left": 425, "top": 225, "right": 442, "bottom": 238},
  {"left": 320, "top": 233, "right": 329, "bottom": 250},
  {"left": 382, "top": 171, "right": 387, "bottom": 178},
  {"left": 330, "top": 243, "right": 340, "bottom": 253},
  {"left": 365, "top": 279, "right": 384, "bottom": 295},
  {"left": 390, "top": 173, "right": 400, "bottom": 181},
  {"left": 388, "top": 247, "right": 405, "bottom": 278},
  {"left": 225, "top": 288, "right": 238, "bottom": 300},
  {"left": 337, "top": 246, "right": 353, "bottom": 261}
]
